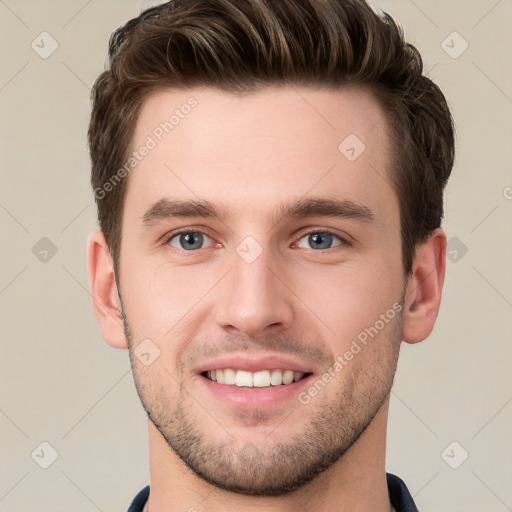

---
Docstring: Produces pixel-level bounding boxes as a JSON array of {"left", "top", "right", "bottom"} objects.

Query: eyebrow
[{"left": 140, "top": 196, "right": 376, "bottom": 228}]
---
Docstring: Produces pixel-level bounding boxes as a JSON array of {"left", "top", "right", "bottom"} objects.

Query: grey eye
[
  {"left": 169, "top": 232, "right": 211, "bottom": 250},
  {"left": 297, "top": 232, "right": 342, "bottom": 250}
]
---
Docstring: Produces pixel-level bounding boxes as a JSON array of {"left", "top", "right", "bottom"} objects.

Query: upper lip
[{"left": 196, "top": 354, "right": 313, "bottom": 374}]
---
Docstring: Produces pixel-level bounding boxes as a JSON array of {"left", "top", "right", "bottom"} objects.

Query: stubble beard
[{"left": 121, "top": 301, "right": 403, "bottom": 496}]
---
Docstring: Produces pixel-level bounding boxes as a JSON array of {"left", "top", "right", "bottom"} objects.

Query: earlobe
[
  {"left": 402, "top": 228, "right": 447, "bottom": 344},
  {"left": 86, "top": 230, "right": 128, "bottom": 349}
]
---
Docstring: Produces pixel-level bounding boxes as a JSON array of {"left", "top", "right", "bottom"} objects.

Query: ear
[
  {"left": 402, "top": 228, "right": 447, "bottom": 344},
  {"left": 86, "top": 230, "right": 128, "bottom": 349}
]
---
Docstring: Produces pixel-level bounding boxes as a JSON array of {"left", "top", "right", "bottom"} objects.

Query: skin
[{"left": 87, "top": 86, "right": 446, "bottom": 512}]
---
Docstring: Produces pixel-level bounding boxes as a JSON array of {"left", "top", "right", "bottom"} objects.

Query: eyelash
[{"left": 162, "top": 227, "right": 351, "bottom": 252}]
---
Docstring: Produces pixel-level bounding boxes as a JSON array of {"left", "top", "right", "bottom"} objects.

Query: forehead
[{"left": 125, "top": 85, "right": 397, "bottom": 229}]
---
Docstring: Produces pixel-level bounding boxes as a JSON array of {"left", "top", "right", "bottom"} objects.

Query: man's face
[{"left": 119, "top": 86, "right": 405, "bottom": 495}]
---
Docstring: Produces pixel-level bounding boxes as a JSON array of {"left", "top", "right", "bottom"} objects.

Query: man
[{"left": 86, "top": 0, "right": 455, "bottom": 510}]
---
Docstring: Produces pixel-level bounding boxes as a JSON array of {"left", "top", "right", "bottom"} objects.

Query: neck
[{"left": 146, "top": 398, "right": 392, "bottom": 512}]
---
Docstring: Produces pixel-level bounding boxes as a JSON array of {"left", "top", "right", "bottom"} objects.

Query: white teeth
[
  {"left": 235, "top": 370, "right": 253, "bottom": 387},
  {"left": 282, "top": 370, "right": 294, "bottom": 385},
  {"left": 253, "top": 370, "right": 271, "bottom": 387},
  {"left": 224, "top": 368, "right": 236, "bottom": 385},
  {"left": 205, "top": 368, "right": 308, "bottom": 387},
  {"left": 270, "top": 369, "right": 283, "bottom": 385}
]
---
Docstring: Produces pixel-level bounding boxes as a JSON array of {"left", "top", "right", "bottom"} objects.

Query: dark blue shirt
[{"left": 127, "top": 473, "right": 418, "bottom": 511}]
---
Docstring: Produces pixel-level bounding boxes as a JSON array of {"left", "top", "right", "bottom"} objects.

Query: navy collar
[{"left": 128, "top": 472, "right": 419, "bottom": 511}]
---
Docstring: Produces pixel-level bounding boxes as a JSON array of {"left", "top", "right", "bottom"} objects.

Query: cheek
[
  {"left": 289, "top": 259, "right": 403, "bottom": 346},
  {"left": 122, "top": 260, "right": 217, "bottom": 344}
]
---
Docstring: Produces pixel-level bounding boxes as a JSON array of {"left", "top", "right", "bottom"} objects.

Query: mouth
[
  {"left": 196, "top": 355, "right": 316, "bottom": 409},
  {"left": 201, "top": 368, "right": 312, "bottom": 388}
]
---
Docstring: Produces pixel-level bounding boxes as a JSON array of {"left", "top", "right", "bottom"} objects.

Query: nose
[{"left": 214, "top": 244, "right": 294, "bottom": 338}]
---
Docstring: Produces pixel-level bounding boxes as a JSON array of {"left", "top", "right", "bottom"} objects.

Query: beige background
[{"left": 1, "top": 0, "right": 511, "bottom": 510}]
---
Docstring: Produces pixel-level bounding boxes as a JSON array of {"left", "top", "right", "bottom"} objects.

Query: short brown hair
[{"left": 88, "top": 0, "right": 455, "bottom": 277}]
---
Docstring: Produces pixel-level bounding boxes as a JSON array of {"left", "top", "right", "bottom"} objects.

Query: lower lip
[{"left": 199, "top": 374, "right": 314, "bottom": 410}]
